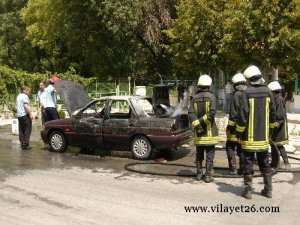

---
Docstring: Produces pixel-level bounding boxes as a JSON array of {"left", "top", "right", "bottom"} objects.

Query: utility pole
[{"left": 272, "top": 68, "right": 279, "bottom": 81}]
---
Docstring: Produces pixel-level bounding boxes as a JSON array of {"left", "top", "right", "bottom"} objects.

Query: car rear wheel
[
  {"left": 130, "top": 135, "right": 152, "bottom": 159},
  {"left": 49, "top": 131, "right": 67, "bottom": 153}
]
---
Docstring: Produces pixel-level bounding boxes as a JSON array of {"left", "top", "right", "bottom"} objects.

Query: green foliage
[
  {"left": 21, "top": 0, "right": 176, "bottom": 79},
  {"left": 58, "top": 110, "right": 65, "bottom": 119},
  {"left": 166, "top": 0, "right": 300, "bottom": 78},
  {"left": 0, "top": 0, "right": 52, "bottom": 72},
  {"left": 1, "top": 0, "right": 300, "bottom": 87},
  {"left": 0, "top": 65, "right": 95, "bottom": 112}
]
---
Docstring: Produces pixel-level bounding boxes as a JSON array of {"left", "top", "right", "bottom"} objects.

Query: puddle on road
[{"left": 0, "top": 124, "right": 300, "bottom": 184}]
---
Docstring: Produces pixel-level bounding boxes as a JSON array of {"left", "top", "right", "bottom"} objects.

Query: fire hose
[{"left": 125, "top": 141, "right": 300, "bottom": 178}]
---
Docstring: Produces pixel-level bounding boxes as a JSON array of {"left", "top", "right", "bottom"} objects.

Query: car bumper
[
  {"left": 150, "top": 129, "right": 192, "bottom": 149},
  {"left": 41, "top": 130, "right": 48, "bottom": 144}
]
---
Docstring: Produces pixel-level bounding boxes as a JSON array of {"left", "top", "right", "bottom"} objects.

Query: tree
[
  {"left": 22, "top": 0, "right": 177, "bottom": 81},
  {"left": 0, "top": 0, "right": 49, "bottom": 72},
  {"left": 166, "top": 0, "right": 300, "bottom": 81},
  {"left": 166, "top": 0, "right": 228, "bottom": 76}
]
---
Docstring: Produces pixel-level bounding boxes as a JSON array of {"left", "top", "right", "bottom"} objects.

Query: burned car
[{"left": 41, "top": 81, "right": 191, "bottom": 159}]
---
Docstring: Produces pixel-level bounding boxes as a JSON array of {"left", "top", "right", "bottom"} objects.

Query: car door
[
  {"left": 73, "top": 100, "right": 106, "bottom": 148},
  {"left": 102, "top": 99, "right": 137, "bottom": 150}
]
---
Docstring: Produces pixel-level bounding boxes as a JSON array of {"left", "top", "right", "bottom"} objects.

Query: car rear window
[{"left": 136, "top": 99, "right": 153, "bottom": 115}]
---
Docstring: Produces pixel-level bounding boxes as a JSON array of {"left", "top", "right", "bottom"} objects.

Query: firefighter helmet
[
  {"left": 243, "top": 65, "right": 262, "bottom": 79},
  {"left": 198, "top": 74, "right": 212, "bottom": 86},
  {"left": 232, "top": 73, "right": 246, "bottom": 84},
  {"left": 50, "top": 75, "right": 60, "bottom": 83},
  {"left": 268, "top": 81, "right": 281, "bottom": 92}
]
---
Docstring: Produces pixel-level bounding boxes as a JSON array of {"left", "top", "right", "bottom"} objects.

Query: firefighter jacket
[
  {"left": 227, "top": 84, "right": 247, "bottom": 142},
  {"left": 272, "top": 95, "right": 288, "bottom": 146},
  {"left": 236, "top": 84, "right": 276, "bottom": 152},
  {"left": 188, "top": 88, "right": 218, "bottom": 146}
]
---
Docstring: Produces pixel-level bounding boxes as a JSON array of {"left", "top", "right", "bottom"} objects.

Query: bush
[{"left": 58, "top": 110, "right": 66, "bottom": 119}]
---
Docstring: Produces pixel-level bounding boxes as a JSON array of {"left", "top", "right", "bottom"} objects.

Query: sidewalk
[{"left": 0, "top": 118, "right": 13, "bottom": 127}]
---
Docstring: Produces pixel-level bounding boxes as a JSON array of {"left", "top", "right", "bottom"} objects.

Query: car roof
[{"left": 98, "top": 95, "right": 147, "bottom": 101}]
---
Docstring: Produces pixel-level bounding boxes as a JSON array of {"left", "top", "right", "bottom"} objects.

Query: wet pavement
[{"left": 0, "top": 122, "right": 300, "bottom": 224}]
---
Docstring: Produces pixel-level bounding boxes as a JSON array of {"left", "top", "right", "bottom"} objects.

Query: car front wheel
[
  {"left": 49, "top": 131, "right": 67, "bottom": 153},
  {"left": 130, "top": 135, "right": 152, "bottom": 159}
]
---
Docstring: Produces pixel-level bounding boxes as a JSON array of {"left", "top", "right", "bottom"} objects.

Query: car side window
[
  {"left": 109, "top": 100, "right": 131, "bottom": 119},
  {"left": 94, "top": 100, "right": 107, "bottom": 118},
  {"left": 81, "top": 100, "right": 106, "bottom": 118}
]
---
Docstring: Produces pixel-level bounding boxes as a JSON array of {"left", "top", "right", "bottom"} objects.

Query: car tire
[
  {"left": 49, "top": 130, "right": 67, "bottom": 153},
  {"left": 130, "top": 135, "right": 152, "bottom": 159}
]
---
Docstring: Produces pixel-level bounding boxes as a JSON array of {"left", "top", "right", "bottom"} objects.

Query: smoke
[
  {"left": 172, "top": 90, "right": 188, "bottom": 118},
  {"left": 172, "top": 103, "right": 183, "bottom": 118}
]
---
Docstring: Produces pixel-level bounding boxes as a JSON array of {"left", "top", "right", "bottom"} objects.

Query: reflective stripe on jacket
[
  {"left": 272, "top": 95, "right": 288, "bottom": 146},
  {"left": 227, "top": 87, "right": 246, "bottom": 142},
  {"left": 188, "top": 89, "right": 218, "bottom": 146},
  {"left": 236, "top": 84, "right": 276, "bottom": 152}
]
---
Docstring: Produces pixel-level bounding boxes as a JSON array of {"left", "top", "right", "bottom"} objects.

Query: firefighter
[
  {"left": 225, "top": 73, "right": 247, "bottom": 175},
  {"left": 236, "top": 65, "right": 276, "bottom": 199},
  {"left": 188, "top": 74, "right": 218, "bottom": 183},
  {"left": 268, "top": 81, "right": 290, "bottom": 169}
]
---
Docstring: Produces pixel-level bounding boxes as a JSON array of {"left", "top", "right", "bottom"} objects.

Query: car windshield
[{"left": 80, "top": 100, "right": 106, "bottom": 118}]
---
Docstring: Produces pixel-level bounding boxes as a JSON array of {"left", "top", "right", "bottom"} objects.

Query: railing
[{"left": 90, "top": 91, "right": 128, "bottom": 99}]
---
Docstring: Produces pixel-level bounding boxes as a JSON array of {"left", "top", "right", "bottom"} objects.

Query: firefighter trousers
[
  {"left": 244, "top": 151, "right": 272, "bottom": 175},
  {"left": 196, "top": 145, "right": 215, "bottom": 166}
]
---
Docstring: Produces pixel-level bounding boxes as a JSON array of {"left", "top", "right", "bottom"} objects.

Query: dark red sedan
[{"left": 41, "top": 81, "right": 191, "bottom": 159}]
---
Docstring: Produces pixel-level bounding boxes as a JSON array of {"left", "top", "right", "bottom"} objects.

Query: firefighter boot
[
  {"left": 228, "top": 156, "right": 237, "bottom": 175},
  {"left": 242, "top": 175, "right": 253, "bottom": 199},
  {"left": 203, "top": 164, "right": 214, "bottom": 183},
  {"left": 196, "top": 161, "right": 203, "bottom": 181},
  {"left": 261, "top": 175, "right": 272, "bottom": 198}
]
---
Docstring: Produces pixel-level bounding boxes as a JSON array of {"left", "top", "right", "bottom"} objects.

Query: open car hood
[{"left": 54, "top": 80, "right": 93, "bottom": 115}]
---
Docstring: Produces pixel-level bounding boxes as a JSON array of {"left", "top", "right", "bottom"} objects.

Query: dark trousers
[
  {"left": 178, "top": 94, "right": 184, "bottom": 103},
  {"left": 196, "top": 145, "right": 215, "bottom": 166},
  {"left": 244, "top": 151, "right": 272, "bottom": 175},
  {"left": 18, "top": 115, "right": 32, "bottom": 147},
  {"left": 45, "top": 107, "right": 59, "bottom": 122},
  {"left": 271, "top": 145, "right": 289, "bottom": 167},
  {"left": 41, "top": 107, "right": 48, "bottom": 124},
  {"left": 226, "top": 141, "right": 243, "bottom": 158}
]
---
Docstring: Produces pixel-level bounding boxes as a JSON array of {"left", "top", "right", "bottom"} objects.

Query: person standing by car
[
  {"left": 16, "top": 86, "right": 33, "bottom": 150},
  {"left": 188, "top": 75, "right": 218, "bottom": 183},
  {"left": 225, "top": 81, "right": 233, "bottom": 113},
  {"left": 44, "top": 76, "right": 60, "bottom": 121},
  {"left": 225, "top": 73, "right": 247, "bottom": 175},
  {"left": 236, "top": 65, "right": 276, "bottom": 199},
  {"left": 36, "top": 81, "right": 47, "bottom": 124},
  {"left": 177, "top": 80, "right": 186, "bottom": 103},
  {"left": 188, "top": 81, "right": 199, "bottom": 101},
  {"left": 268, "top": 81, "right": 290, "bottom": 169}
]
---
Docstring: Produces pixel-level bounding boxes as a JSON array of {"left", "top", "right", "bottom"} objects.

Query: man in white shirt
[
  {"left": 36, "top": 81, "right": 47, "bottom": 124},
  {"left": 225, "top": 81, "right": 233, "bottom": 113},
  {"left": 44, "top": 76, "right": 60, "bottom": 121},
  {"left": 16, "top": 86, "right": 33, "bottom": 150}
]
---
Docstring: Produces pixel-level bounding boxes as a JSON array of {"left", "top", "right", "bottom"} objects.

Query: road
[{"left": 0, "top": 124, "right": 299, "bottom": 225}]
